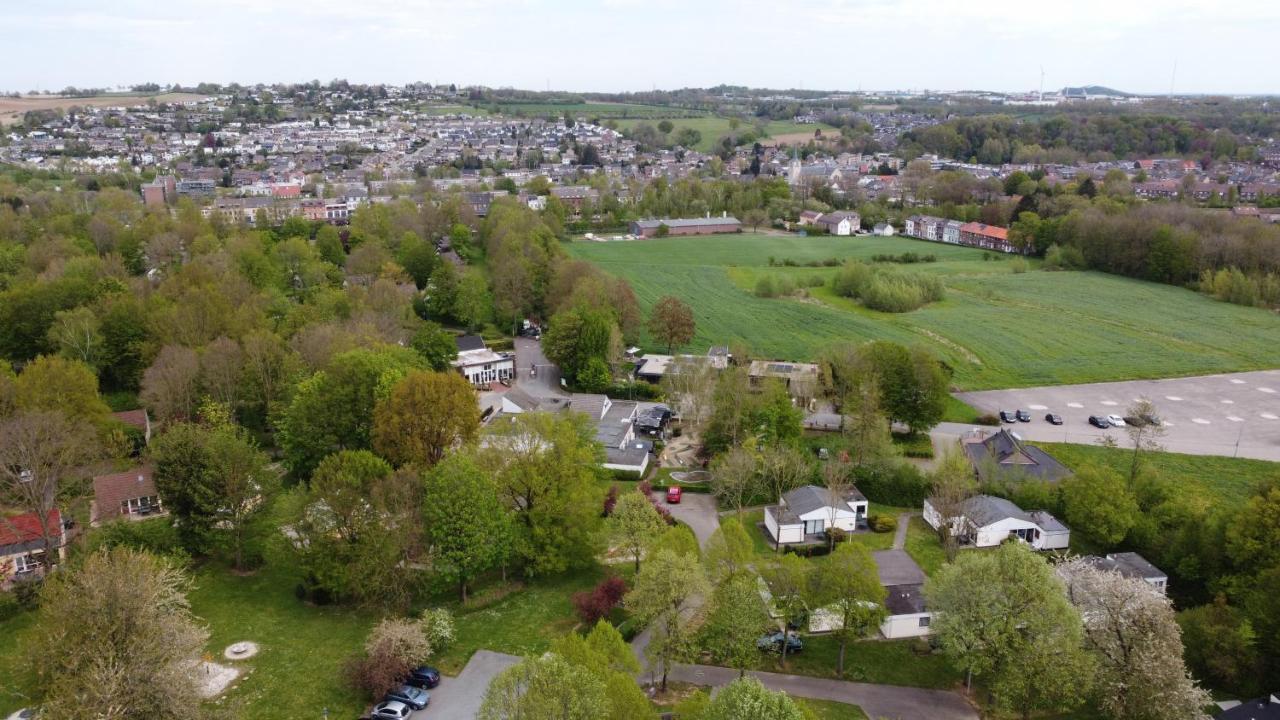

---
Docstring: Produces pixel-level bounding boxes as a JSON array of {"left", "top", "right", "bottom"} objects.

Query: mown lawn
[
  {"left": 751, "top": 634, "right": 963, "bottom": 689},
  {"left": 0, "top": 608, "right": 38, "bottom": 714},
  {"left": 1040, "top": 442, "right": 1280, "bottom": 509},
  {"left": 904, "top": 517, "right": 947, "bottom": 577},
  {"left": 612, "top": 117, "right": 837, "bottom": 153},
  {"left": 742, "top": 508, "right": 898, "bottom": 559},
  {"left": 567, "top": 234, "right": 1280, "bottom": 391},
  {"left": 799, "top": 697, "right": 872, "bottom": 719}
]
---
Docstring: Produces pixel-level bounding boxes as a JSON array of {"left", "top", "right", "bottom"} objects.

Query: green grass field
[
  {"left": 490, "top": 101, "right": 705, "bottom": 119},
  {"left": 612, "top": 117, "right": 835, "bottom": 152},
  {"left": 567, "top": 234, "right": 1280, "bottom": 390},
  {"left": 752, "top": 634, "right": 963, "bottom": 689}
]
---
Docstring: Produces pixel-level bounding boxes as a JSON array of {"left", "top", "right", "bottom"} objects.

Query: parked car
[
  {"left": 385, "top": 685, "right": 429, "bottom": 711},
  {"left": 406, "top": 666, "right": 441, "bottom": 689},
  {"left": 1106, "top": 414, "right": 1127, "bottom": 427},
  {"left": 1015, "top": 409, "right": 1031, "bottom": 422},
  {"left": 999, "top": 410, "right": 1017, "bottom": 423},
  {"left": 757, "top": 631, "right": 803, "bottom": 653},
  {"left": 1045, "top": 413, "right": 1063, "bottom": 425},
  {"left": 666, "top": 486, "right": 682, "bottom": 504},
  {"left": 1088, "top": 415, "right": 1111, "bottom": 429},
  {"left": 370, "top": 701, "right": 412, "bottom": 720},
  {"left": 1140, "top": 412, "right": 1162, "bottom": 426}
]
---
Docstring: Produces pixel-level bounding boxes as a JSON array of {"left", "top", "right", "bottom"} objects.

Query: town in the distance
[{"left": 1, "top": 76, "right": 1279, "bottom": 720}]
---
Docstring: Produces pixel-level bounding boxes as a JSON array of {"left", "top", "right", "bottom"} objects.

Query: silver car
[{"left": 371, "top": 700, "right": 411, "bottom": 720}]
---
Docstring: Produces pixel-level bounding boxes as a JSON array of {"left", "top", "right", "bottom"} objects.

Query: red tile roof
[
  {"left": 92, "top": 467, "right": 158, "bottom": 522},
  {"left": 111, "top": 409, "right": 149, "bottom": 432},
  {"left": 0, "top": 510, "right": 60, "bottom": 548}
]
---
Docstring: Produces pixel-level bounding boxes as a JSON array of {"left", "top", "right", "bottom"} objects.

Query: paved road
[
  {"left": 425, "top": 650, "right": 521, "bottom": 720},
  {"left": 666, "top": 664, "right": 978, "bottom": 720},
  {"left": 956, "top": 369, "right": 1280, "bottom": 461},
  {"left": 512, "top": 336, "right": 562, "bottom": 397},
  {"left": 651, "top": 490, "right": 720, "bottom": 549}
]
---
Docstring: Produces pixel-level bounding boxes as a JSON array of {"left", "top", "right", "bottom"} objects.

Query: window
[
  {"left": 14, "top": 551, "right": 45, "bottom": 574},
  {"left": 123, "top": 496, "right": 161, "bottom": 514},
  {"left": 918, "top": 616, "right": 931, "bottom": 628}
]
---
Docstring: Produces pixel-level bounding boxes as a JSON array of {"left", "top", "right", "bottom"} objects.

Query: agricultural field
[
  {"left": 612, "top": 117, "right": 835, "bottom": 153},
  {"left": 0, "top": 92, "right": 207, "bottom": 124},
  {"left": 486, "top": 101, "right": 705, "bottom": 120},
  {"left": 566, "top": 233, "right": 1280, "bottom": 390}
]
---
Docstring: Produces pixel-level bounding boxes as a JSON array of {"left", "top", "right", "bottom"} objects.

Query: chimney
[
  {"left": 722, "top": 210, "right": 727, "bottom": 218},
  {"left": 137, "top": 474, "right": 145, "bottom": 484}
]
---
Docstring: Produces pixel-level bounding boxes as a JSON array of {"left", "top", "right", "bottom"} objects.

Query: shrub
[
  {"left": 11, "top": 576, "right": 41, "bottom": 610},
  {"left": 1043, "top": 243, "right": 1086, "bottom": 271},
  {"left": 365, "top": 617, "right": 432, "bottom": 666},
  {"left": 419, "top": 608, "right": 456, "bottom": 652},
  {"left": 755, "top": 275, "right": 778, "bottom": 298},
  {"left": 572, "top": 576, "right": 628, "bottom": 625},
  {"left": 1008, "top": 257, "right": 1029, "bottom": 274},
  {"left": 830, "top": 260, "right": 944, "bottom": 313},
  {"left": 974, "top": 413, "right": 1001, "bottom": 426},
  {"left": 869, "top": 514, "right": 898, "bottom": 533},
  {"left": 826, "top": 527, "right": 847, "bottom": 544},
  {"left": 852, "top": 461, "right": 931, "bottom": 508},
  {"left": 606, "top": 381, "right": 663, "bottom": 400},
  {"left": 345, "top": 643, "right": 413, "bottom": 700},
  {"left": 603, "top": 485, "right": 619, "bottom": 517}
]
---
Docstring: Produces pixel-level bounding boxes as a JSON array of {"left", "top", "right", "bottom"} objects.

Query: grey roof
[
  {"left": 873, "top": 549, "right": 927, "bottom": 587},
  {"left": 568, "top": 393, "right": 608, "bottom": 420},
  {"left": 605, "top": 441, "right": 650, "bottom": 469},
  {"left": 1084, "top": 552, "right": 1167, "bottom": 581},
  {"left": 883, "top": 583, "right": 928, "bottom": 616},
  {"left": 769, "top": 484, "right": 867, "bottom": 524},
  {"left": 1216, "top": 696, "right": 1280, "bottom": 720},
  {"left": 955, "top": 495, "right": 1068, "bottom": 533},
  {"left": 963, "top": 429, "right": 1072, "bottom": 483},
  {"left": 594, "top": 400, "right": 637, "bottom": 448},
  {"left": 633, "top": 217, "right": 741, "bottom": 230},
  {"left": 455, "top": 334, "right": 486, "bottom": 352}
]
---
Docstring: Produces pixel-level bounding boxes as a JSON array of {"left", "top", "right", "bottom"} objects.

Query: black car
[
  {"left": 1045, "top": 413, "right": 1063, "bottom": 425},
  {"left": 1015, "top": 409, "right": 1031, "bottom": 422},
  {"left": 406, "top": 666, "right": 441, "bottom": 689},
  {"left": 757, "top": 631, "right": 803, "bottom": 653},
  {"left": 1140, "top": 413, "right": 1162, "bottom": 426},
  {"left": 999, "top": 410, "right": 1017, "bottom": 423},
  {"left": 1088, "top": 415, "right": 1111, "bottom": 429}
]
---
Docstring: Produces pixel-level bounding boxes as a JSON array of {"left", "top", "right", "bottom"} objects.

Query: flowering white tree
[{"left": 1058, "top": 558, "right": 1211, "bottom": 720}]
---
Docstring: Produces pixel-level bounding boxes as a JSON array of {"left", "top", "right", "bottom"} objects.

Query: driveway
[
  {"left": 955, "top": 369, "right": 1280, "bottom": 461},
  {"left": 650, "top": 490, "right": 720, "bottom": 550},
  {"left": 424, "top": 650, "right": 520, "bottom": 720},
  {"left": 513, "top": 337, "right": 562, "bottom": 397},
  {"left": 666, "top": 664, "right": 977, "bottom": 720}
]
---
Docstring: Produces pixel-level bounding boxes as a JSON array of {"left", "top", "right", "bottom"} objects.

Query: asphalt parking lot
[
  {"left": 423, "top": 650, "right": 520, "bottom": 719},
  {"left": 955, "top": 370, "right": 1280, "bottom": 461}
]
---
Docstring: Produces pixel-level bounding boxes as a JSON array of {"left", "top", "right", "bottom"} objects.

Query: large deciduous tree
[
  {"left": 372, "top": 370, "right": 478, "bottom": 468},
  {"left": 14, "top": 354, "right": 110, "bottom": 421},
  {"left": 928, "top": 449, "right": 977, "bottom": 561},
  {"left": 26, "top": 547, "right": 209, "bottom": 720},
  {"left": 626, "top": 548, "right": 709, "bottom": 691},
  {"left": 1059, "top": 558, "right": 1211, "bottom": 720},
  {"left": 811, "top": 542, "right": 887, "bottom": 676},
  {"left": 479, "top": 653, "right": 608, "bottom": 720},
  {"left": 1061, "top": 463, "right": 1139, "bottom": 548},
  {"left": 607, "top": 490, "right": 668, "bottom": 573},
  {"left": 422, "top": 453, "right": 511, "bottom": 601},
  {"left": 541, "top": 304, "right": 617, "bottom": 385},
  {"left": 703, "top": 677, "right": 807, "bottom": 720},
  {"left": 647, "top": 295, "right": 695, "bottom": 353},
  {"left": 141, "top": 344, "right": 201, "bottom": 423},
  {"left": 700, "top": 571, "right": 768, "bottom": 677},
  {"left": 480, "top": 412, "right": 604, "bottom": 577}
]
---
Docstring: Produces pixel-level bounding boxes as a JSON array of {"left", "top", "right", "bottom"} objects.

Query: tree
[
  {"left": 0, "top": 411, "right": 99, "bottom": 571},
  {"left": 140, "top": 345, "right": 201, "bottom": 423},
  {"left": 547, "top": 623, "right": 649, "bottom": 720},
  {"left": 703, "top": 677, "right": 807, "bottom": 720},
  {"left": 47, "top": 306, "right": 104, "bottom": 370},
  {"left": 703, "top": 515, "right": 754, "bottom": 584},
  {"left": 1059, "top": 558, "right": 1211, "bottom": 720},
  {"left": 761, "top": 553, "right": 811, "bottom": 666},
  {"left": 811, "top": 542, "right": 887, "bottom": 676},
  {"left": 425, "top": 261, "right": 460, "bottom": 320},
  {"left": 26, "top": 547, "right": 209, "bottom": 720},
  {"left": 14, "top": 354, "right": 110, "bottom": 421},
  {"left": 625, "top": 548, "right": 709, "bottom": 691},
  {"left": 647, "top": 295, "right": 695, "bottom": 353},
  {"left": 410, "top": 322, "right": 457, "bottom": 370},
  {"left": 199, "top": 335, "right": 244, "bottom": 411},
  {"left": 700, "top": 572, "right": 768, "bottom": 677},
  {"left": 1061, "top": 463, "right": 1139, "bottom": 547},
  {"left": 1124, "top": 397, "right": 1166, "bottom": 487},
  {"left": 1178, "top": 595, "right": 1260, "bottom": 696},
  {"left": 203, "top": 425, "right": 277, "bottom": 570},
  {"left": 710, "top": 446, "right": 760, "bottom": 518},
  {"left": 480, "top": 412, "right": 603, "bottom": 576},
  {"left": 926, "top": 541, "right": 1085, "bottom": 704},
  {"left": 840, "top": 373, "right": 895, "bottom": 467},
  {"left": 928, "top": 449, "right": 977, "bottom": 561},
  {"left": 479, "top": 653, "right": 608, "bottom": 720},
  {"left": 607, "top": 490, "right": 668, "bottom": 573},
  {"left": 455, "top": 268, "right": 493, "bottom": 331},
  {"left": 662, "top": 355, "right": 718, "bottom": 438},
  {"left": 657, "top": 120, "right": 674, "bottom": 135},
  {"left": 150, "top": 422, "right": 220, "bottom": 556},
  {"left": 742, "top": 208, "right": 769, "bottom": 232},
  {"left": 541, "top": 304, "right": 616, "bottom": 385},
  {"left": 422, "top": 453, "right": 511, "bottom": 601},
  {"left": 372, "top": 370, "right": 478, "bottom": 468}
]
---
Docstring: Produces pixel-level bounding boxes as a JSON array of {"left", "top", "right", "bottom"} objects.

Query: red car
[{"left": 666, "top": 486, "right": 682, "bottom": 504}]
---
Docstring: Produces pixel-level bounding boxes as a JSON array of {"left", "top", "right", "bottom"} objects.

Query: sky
[{"left": 4, "top": 0, "right": 1278, "bottom": 95}]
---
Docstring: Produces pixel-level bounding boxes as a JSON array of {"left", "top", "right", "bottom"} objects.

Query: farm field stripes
[{"left": 567, "top": 234, "right": 1280, "bottom": 390}]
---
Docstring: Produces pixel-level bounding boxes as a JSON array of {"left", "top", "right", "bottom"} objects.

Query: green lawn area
[
  {"left": 612, "top": 117, "right": 837, "bottom": 153},
  {"left": 742, "top": 508, "right": 898, "bottom": 559},
  {"left": 752, "top": 634, "right": 963, "bottom": 689},
  {"left": 799, "top": 697, "right": 871, "bottom": 719},
  {"left": 492, "top": 101, "right": 704, "bottom": 119},
  {"left": 0, "top": 609, "right": 38, "bottom": 714},
  {"left": 904, "top": 517, "right": 947, "bottom": 577},
  {"left": 1040, "top": 442, "right": 1280, "bottom": 509},
  {"left": 567, "top": 234, "right": 1280, "bottom": 390}
]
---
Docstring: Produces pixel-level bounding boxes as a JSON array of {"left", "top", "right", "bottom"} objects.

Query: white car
[{"left": 1106, "top": 414, "right": 1126, "bottom": 427}]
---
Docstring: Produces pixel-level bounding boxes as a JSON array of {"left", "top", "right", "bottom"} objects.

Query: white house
[
  {"left": 452, "top": 335, "right": 515, "bottom": 387},
  {"left": 871, "top": 222, "right": 895, "bottom": 236},
  {"left": 815, "top": 211, "right": 860, "bottom": 236},
  {"left": 808, "top": 549, "right": 934, "bottom": 639},
  {"left": 923, "top": 494, "right": 1070, "bottom": 551},
  {"left": 764, "top": 485, "right": 868, "bottom": 546}
]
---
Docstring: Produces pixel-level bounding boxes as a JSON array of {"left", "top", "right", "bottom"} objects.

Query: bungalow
[
  {"left": 764, "top": 484, "right": 868, "bottom": 546},
  {"left": 494, "top": 389, "right": 652, "bottom": 475},
  {"left": 962, "top": 429, "right": 1072, "bottom": 484},
  {"left": 871, "top": 222, "right": 895, "bottom": 236},
  {"left": 923, "top": 494, "right": 1070, "bottom": 551},
  {"left": 0, "top": 510, "right": 63, "bottom": 587},
  {"left": 874, "top": 550, "right": 933, "bottom": 639},
  {"left": 748, "top": 360, "right": 819, "bottom": 401},
  {"left": 111, "top": 408, "right": 152, "bottom": 445},
  {"left": 798, "top": 210, "right": 823, "bottom": 226},
  {"left": 1081, "top": 552, "right": 1168, "bottom": 593},
  {"left": 452, "top": 335, "right": 515, "bottom": 387},
  {"left": 815, "top": 211, "right": 861, "bottom": 236},
  {"left": 630, "top": 216, "right": 742, "bottom": 238},
  {"left": 91, "top": 467, "right": 164, "bottom": 526}
]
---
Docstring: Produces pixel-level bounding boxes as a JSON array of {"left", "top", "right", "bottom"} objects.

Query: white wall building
[
  {"left": 924, "top": 495, "right": 1070, "bottom": 551},
  {"left": 452, "top": 335, "right": 515, "bottom": 387}
]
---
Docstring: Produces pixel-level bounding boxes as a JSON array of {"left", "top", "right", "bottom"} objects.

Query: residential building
[
  {"left": 142, "top": 174, "right": 176, "bottom": 207},
  {"left": 748, "top": 360, "right": 819, "bottom": 400},
  {"left": 1215, "top": 694, "right": 1280, "bottom": 720},
  {"left": 110, "top": 408, "right": 152, "bottom": 445},
  {"left": 961, "top": 428, "right": 1072, "bottom": 484},
  {"left": 764, "top": 484, "right": 868, "bottom": 546},
  {"left": 630, "top": 216, "right": 742, "bottom": 238},
  {"left": 91, "top": 467, "right": 164, "bottom": 525},
  {"left": 451, "top": 335, "right": 515, "bottom": 387},
  {"left": 1081, "top": 552, "right": 1168, "bottom": 593},
  {"left": 874, "top": 550, "right": 933, "bottom": 639},
  {"left": 0, "top": 510, "right": 63, "bottom": 587},
  {"left": 815, "top": 211, "right": 861, "bottom": 236},
  {"left": 958, "top": 222, "right": 1018, "bottom": 253},
  {"left": 923, "top": 494, "right": 1070, "bottom": 550}
]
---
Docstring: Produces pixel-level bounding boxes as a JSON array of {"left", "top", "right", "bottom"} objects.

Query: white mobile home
[
  {"left": 923, "top": 494, "right": 1070, "bottom": 551},
  {"left": 764, "top": 485, "right": 868, "bottom": 546}
]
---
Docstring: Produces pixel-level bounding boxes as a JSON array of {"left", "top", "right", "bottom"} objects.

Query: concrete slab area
[{"left": 956, "top": 370, "right": 1280, "bottom": 461}]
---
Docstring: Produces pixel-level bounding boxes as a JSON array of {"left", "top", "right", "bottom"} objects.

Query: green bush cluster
[
  {"left": 851, "top": 461, "right": 931, "bottom": 507},
  {"left": 830, "top": 261, "right": 945, "bottom": 313},
  {"left": 1199, "top": 266, "right": 1280, "bottom": 308}
]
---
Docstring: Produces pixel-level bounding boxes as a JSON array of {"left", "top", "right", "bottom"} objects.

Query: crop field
[
  {"left": 566, "top": 234, "right": 1280, "bottom": 390},
  {"left": 0, "top": 92, "right": 207, "bottom": 124},
  {"left": 612, "top": 117, "right": 835, "bottom": 153}
]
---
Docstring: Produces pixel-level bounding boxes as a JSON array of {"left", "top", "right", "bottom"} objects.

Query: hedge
[{"left": 852, "top": 460, "right": 931, "bottom": 508}]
